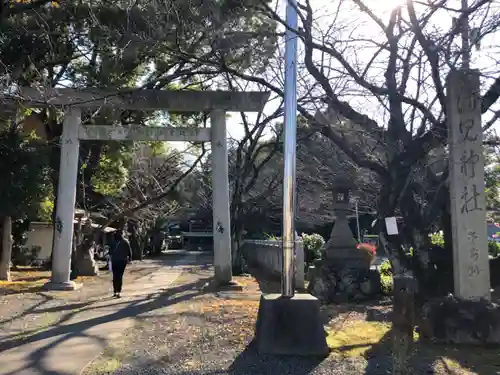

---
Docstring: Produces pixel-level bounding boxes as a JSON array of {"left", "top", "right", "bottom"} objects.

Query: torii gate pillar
[
  {"left": 210, "top": 110, "right": 232, "bottom": 284},
  {"left": 45, "top": 108, "right": 81, "bottom": 290},
  {"left": 5, "top": 87, "right": 269, "bottom": 290}
]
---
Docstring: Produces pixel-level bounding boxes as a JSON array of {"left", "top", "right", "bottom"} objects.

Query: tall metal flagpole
[{"left": 281, "top": 0, "right": 298, "bottom": 298}]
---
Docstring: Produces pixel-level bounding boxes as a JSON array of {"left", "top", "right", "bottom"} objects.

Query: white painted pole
[
  {"left": 47, "top": 107, "right": 81, "bottom": 290},
  {"left": 211, "top": 110, "right": 232, "bottom": 284},
  {"left": 282, "top": 0, "right": 299, "bottom": 298}
]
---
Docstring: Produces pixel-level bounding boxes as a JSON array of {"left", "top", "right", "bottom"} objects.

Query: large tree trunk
[
  {"left": 0, "top": 216, "right": 13, "bottom": 281},
  {"left": 76, "top": 142, "right": 102, "bottom": 206},
  {"left": 231, "top": 217, "right": 245, "bottom": 275},
  {"left": 129, "top": 226, "right": 142, "bottom": 261},
  {"left": 377, "top": 168, "right": 412, "bottom": 276}
]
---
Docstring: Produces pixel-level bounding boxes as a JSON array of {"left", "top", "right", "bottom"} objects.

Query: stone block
[
  {"left": 308, "top": 264, "right": 381, "bottom": 303},
  {"left": 419, "top": 295, "right": 500, "bottom": 344},
  {"left": 255, "top": 293, "right": 330, "bottom": 356},
  {"left": 74, "top": 251, "right": 99, "bottom": 277},
  {"left": 42, "top": 280, "right": 81, "bottom": 291}
]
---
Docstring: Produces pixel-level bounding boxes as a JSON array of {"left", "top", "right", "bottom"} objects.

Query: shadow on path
[
  {"left": 228, "top": 340, "right": 324, "bottom": 375},
  {"left": 115, "top": 339, "right": 326, "bottom": 375},
  {"left": 0, "top": 255, "right": 212, "bottom": 375}
]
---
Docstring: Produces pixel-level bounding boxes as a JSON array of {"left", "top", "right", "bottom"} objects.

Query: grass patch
[
  {"left": 380, "top": 274, "right": 393, "bottom": 295},
  {"left": 326, "top": 320, "right": 391, "bottom": 357},
  {"left": 325, "top": 318, "right": 500, "bottom": 373},
  {"left": 417, "top": 343, "right": 500, "bottom": 374}
]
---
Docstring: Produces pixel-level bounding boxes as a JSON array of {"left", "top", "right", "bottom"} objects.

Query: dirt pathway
[{"left": 0, "top": 255, "right": 200, "bottom": 375}]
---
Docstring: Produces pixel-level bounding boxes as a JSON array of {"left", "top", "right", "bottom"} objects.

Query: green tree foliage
[
  {"left": 485, "top": 148, "right": 500, "bottom": 210},
  {"left": 302, "top": 233, "right": 324, "bottom": 266},
  {"left": 489, "top": 241, "right": 500, "bottom": 257},
  {"left": 0, "top": 0, "right": 277, "bottom": 89},
  {"left": 0, "top": 128, "right": 51, "bottom": 218},
  {"left": 38, "top": 195, "right": 54, "bottom": 222},
  {"left": 90, "top": 145, "right": 131, "bottom": 197},
  {"left": 0, "top": 0, "right": 277, "bottom": 225}
]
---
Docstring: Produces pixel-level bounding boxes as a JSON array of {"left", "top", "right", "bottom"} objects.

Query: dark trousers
[{"left": 112, "top": 260, "right": 127, "bottom": 293}]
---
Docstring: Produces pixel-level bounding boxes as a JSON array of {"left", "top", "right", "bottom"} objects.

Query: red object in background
[{"left": 357, "top": 243, "right": 377, "bottom": 255}]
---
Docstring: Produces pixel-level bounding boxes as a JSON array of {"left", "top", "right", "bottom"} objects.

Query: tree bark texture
[
  {"left": 392, "top": 275, "right": 416, "bottom": 375},
  {"left": 0, "top": 216, "right": 13, "bottom": 281}
]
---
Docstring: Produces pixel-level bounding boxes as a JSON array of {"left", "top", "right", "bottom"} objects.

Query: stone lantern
[
  {"left": 322, "top": 178, "right": 365, "bottom": 267},
  {"left": 308, "top": 177, "right": 381, "bottom": 302}
]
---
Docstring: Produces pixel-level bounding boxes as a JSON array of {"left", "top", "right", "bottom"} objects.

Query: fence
[{"left": 241, "top": 239, "right": 305, "bottom": 290}]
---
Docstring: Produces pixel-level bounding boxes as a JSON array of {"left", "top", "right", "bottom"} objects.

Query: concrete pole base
[
  {"left": 255, "top": 293, "right": 330, "bottom": 356},
  {"left": 42, "top": 280, "right": 82, "bottom": 291}
]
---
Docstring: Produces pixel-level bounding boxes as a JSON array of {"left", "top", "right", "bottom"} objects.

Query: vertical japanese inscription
[
  {"left": 460, "top": 184, "right": 482, "bottom": 213},
  {"left": 467, "top": 231, "right": 480, "bottom": 277},
  {"left": 457, "top": 86, "right": 483, "bottom": 215}
]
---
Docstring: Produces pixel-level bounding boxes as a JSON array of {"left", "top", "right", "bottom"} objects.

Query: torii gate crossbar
[{"left": 1, "top": 87, "right": 269, "bottom": 290}]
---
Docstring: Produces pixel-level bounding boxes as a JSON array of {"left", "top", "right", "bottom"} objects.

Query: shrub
[
  {"left": 264, "top": 233, "right": 280, "bottom": 241},
  {"left": 357, "top": 243, "right": 377, "bottom": 255},
  {"left": 489, "top": 240, "right": 500, "bottom": 257},
  {"left": 11, "top": 245, "right": 41, "bottom": 267},
  {"left": 379, "top": 260, "right": 393, "bottom": 295},
  {"left": 430, "top": 232, "right": 445, "bottom": 247},
  {"left": 302, "top": 233, "right": 325, "bottom": 265},
  {"left": 430, "top": 232, "right": 500, "bottom": 258},
  {"left": 356, "top": 243, "right": 377, "bottom": 265},
  {"left": 379, "top": 260, "right": 392, "bottom": 277}
]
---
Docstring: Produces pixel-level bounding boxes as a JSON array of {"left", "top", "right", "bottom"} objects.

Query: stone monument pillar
[
  {"left": 417, "top": 69, "right": 499, "bottom": 346},
  {"left": 447, "top": 69, "right": 490, "bottom": 300}
]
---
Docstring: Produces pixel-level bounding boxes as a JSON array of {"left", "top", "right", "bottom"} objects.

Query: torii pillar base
[{"left": 42, "top": 280, "right": 81, "bottom": 291}]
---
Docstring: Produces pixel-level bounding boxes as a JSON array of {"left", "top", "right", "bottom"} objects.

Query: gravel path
[
  {"left": 0, "top": 259, "right": 166, "bottom": 347},
  {"left": 82, "top": 265, "right": 474, "bottom": 375},
  {"left": 2, "top": 255, "right": 489, "bottom": 375}
]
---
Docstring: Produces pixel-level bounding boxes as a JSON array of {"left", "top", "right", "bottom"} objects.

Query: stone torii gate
[{"left": 4, "top": 87, "right": 269, "bottom": 290}]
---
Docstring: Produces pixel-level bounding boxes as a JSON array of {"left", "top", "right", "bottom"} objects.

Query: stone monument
[
  {"left": 447, "top": 69, "right": 490, "bottom": 300},
  {"left": 73, "top": 220, "right": 99, "bottom": 277},
  {"left": 309, "top": 179, "right": 380, "bottom": 302}
]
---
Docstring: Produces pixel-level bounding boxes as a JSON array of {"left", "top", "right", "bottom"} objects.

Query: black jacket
[{"left": 110, "top": 239, "right": 132, "bottom": 262}]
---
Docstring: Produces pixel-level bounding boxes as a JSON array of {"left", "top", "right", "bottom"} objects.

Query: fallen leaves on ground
[
  {"left": 170, "top": 298, "right": 260, "bottom": 346},
  {"left": 0, "top": 269, "right": 107, "bottom": 295},
  {"left": 0, "top": 278, "right": 48, "bottom": 295}
]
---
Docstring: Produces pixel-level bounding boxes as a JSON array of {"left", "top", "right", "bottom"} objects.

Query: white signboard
[{"left": 385, "top": 217, "right": 399, "bottom": 235}]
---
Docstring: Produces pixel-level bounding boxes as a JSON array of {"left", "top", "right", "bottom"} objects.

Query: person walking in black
[{"left": 110, "top": 231, "right": 132, "bottom": 298}]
